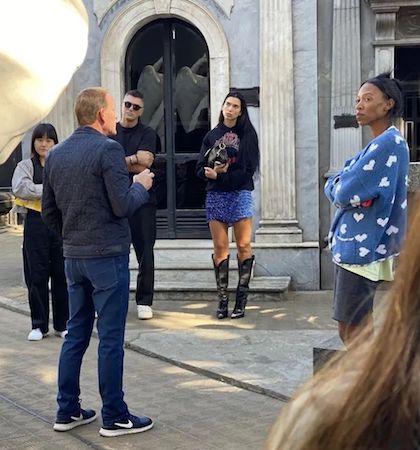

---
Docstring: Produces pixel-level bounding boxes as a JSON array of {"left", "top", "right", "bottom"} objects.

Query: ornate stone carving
[
  {"left": 93, "top": 0, "right": 116, "bottom": 24},
  {"left": 214, "top": 0, "right": 234, "bottom": 17},
  {"left": 397, "top": 7, "right": 420, "bottom": 39}
]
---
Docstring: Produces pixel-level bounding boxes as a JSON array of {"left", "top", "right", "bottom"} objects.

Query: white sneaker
[
  {"left": 27, "top": 328, "right": 44, "bottom": 341},
  {"left": 137, "top": 305, "right": 153, "bottom": 320},
  {"left": 54, "top": 330, "right": 68, "bottom": 339}
]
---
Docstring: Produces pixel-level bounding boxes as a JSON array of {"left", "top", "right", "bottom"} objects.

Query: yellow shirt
[
  {"left": 340, "top": 258, "right": 394, "bottom": 282},
  {"left": 14, "top": 197, "right": 42, "bottom": 212}
]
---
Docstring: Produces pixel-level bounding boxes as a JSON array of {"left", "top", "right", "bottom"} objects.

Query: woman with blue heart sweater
[
  {"left": 196, "top": 92, "right": 259, "bottom": 320},
  {"left": 325, "top": 73, "right": 409, "bottom": 346}
]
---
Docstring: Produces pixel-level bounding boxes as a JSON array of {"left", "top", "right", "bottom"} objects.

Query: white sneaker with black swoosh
[{"left": 99, "top": 414, "right": 154, "bottom": 437}]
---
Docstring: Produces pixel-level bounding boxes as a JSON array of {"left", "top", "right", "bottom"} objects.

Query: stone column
[
  {"left": 255, "top": 0, "right": 302, "bottom": 243},
  {"left": 328, "top": 0, "right": 362, "bottom": 174}
]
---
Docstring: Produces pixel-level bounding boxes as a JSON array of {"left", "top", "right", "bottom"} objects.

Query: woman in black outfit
[
  {"left": 196, "top": 92, "right": 259, "bottom": 319},
  {"left": 12, "top": 123, "right": 69, "bottom": 340}
]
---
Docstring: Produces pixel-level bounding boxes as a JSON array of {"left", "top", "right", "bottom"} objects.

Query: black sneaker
[
  {"left": 99, "top": 414, "right": 153, "bottom": 437},
  {"left": 53, "top": 408, "right": 97, "bottom": 431}
]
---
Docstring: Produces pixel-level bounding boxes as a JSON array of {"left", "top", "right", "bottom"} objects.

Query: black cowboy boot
[
  {"left": 231, "top": 255, "right": 255, "bottom": 319},
  {"left": 212, "top": 255, "right": 229, "bottom": 319}
]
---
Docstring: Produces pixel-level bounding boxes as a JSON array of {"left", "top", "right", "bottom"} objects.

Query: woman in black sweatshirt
[{"left": 196, "top": 92, "right": 259, "bottom": 319}]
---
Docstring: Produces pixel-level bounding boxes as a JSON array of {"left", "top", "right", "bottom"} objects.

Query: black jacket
[{"left": 42, "top": 127, "right": 149, "bottom": 258}]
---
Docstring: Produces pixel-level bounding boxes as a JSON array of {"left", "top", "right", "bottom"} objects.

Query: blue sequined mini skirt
[{"left": 206, "top": 190, "right": 253, "bottom": 225}]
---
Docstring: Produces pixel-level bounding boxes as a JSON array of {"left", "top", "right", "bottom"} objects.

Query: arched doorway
[{"left": 126, "top": 19, "right": 210, "bottom": 238}]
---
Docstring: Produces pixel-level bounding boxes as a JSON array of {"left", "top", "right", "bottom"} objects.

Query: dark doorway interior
[
  {"left": 395, "top": 46, "right": 420, "bottom": 162},
  {"left": 126, "top": 19, "right": 211, "bottom": 238}
]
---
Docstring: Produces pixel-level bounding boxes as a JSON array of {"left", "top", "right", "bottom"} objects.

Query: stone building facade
[{"left": 23, "top": 0, "right": 420, "bottom": 289}]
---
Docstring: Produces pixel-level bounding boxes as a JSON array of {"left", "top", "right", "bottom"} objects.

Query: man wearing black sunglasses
[{"left": 112, "top": 90, "right": 158, "bottom": 320}]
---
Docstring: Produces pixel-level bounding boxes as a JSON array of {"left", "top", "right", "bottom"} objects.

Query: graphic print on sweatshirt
[
  {"left": 324, "top": 126, "right": 409, "bottom": 266},
  {"left": 214, "top": 131, "right": 240, "bottom": 163}
]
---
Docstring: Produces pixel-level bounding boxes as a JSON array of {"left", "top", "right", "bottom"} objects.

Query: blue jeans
[{"left": 57, "top": 255, "right": 130, "bottom": 426}]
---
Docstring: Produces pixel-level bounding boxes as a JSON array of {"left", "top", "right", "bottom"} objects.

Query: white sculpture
[{"left": 0, "top": 0, "right": 88, "bottom": 163}]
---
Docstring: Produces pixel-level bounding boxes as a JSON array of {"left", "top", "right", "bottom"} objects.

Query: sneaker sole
[
  {"left": 53, "top": 413, "right": 98, "bottom": 431},
  {"left": 99, "top": 422, "right": 153, "bottom": 437}
]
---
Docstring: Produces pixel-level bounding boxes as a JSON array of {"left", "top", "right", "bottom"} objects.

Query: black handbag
[{"left": 204, "top": 143, "right": 228, "bottom": 168}]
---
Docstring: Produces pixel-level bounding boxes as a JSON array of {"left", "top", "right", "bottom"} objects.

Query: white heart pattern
[
  {"left": 379, "top": 177, "right": 390, "bottom": 188},
  {"left": 377, "top": 217, "right": 389, "bottom": 227},
  {"left": 335, "top": 183, "right": 341, "bottom": 192},
  {"left": 386, "top": 155, "right": 397, "bottom": 167},
  {"left": 334, "top": 253, "right": 341, "bottom": 263},
  {"left": 349, "top": 159, "right": 356, "bottom": 167},
  {"left": 395, "top": 135, "right": 403, "bottom": 144},
  {"left": 353, "top": 212, "right": 364, "bottom": 223},
  {"left": 350, "top": 195, "right": 360, "bottom": 207},
  {"left": 376, "top": 244, "right": 387, "bottom": 255},
  {"left": 355, "top": 233, "right": 368, "bottom": 243},
  {"left": 391, "top": 195, "right": 395, "bottom": 204},
  {"left": 386, "top": 225, "right": 399, "bottom": 236},
  {"left": 401, "top": 199, "right": 407, "bottom": 210},
  {"left": 340, "top": 224, "right": 347, "bottom": 234},
  {"left": 363, "top": 160, "right": 375, "bottom": 171},
  {"left": 368, "top": 143, "right": 379, "bottom": 152},
  {"left": 359, "top": 247, "right": 370, "bottom": 257},
  {"left": 405, "top": 175, "right": 409, "bottom": 187}
]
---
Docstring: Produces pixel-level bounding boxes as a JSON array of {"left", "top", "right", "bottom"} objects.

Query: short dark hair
[
  {"left": 31, "top": 123, "right": 59, "bottom": 155},
  {"left": 361, "top": 73, "right": 404, "bottom": 119},
  {"left": 125, "top": 90, "right": 144, "bottom": 100}
]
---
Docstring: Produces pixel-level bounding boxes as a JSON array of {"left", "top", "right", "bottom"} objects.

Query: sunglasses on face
[{"left": 124, "top": 101, "right": 143, "bottom": 111}]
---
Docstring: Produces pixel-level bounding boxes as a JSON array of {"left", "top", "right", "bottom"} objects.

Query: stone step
[
  {"left": 129, "top": 276, "right": 291, "bottom": 302},
  {"left": 128, "top": 241, "right": 292, "bottom": 301}
]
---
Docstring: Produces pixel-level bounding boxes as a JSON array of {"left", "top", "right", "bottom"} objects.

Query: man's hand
[
  {"left": 133, "top": 169, "right": 154, "bottom": 191},
  {"left": 135, "top": 150, "right": 154, "bottom": 167},
  {"left": 127, "top": 150, "right": 154, "bottom": 174}
]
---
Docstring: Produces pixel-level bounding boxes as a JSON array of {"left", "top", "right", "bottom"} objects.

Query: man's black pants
[{"left": 129, "top": 203, "right": 156, "bottom": 306}]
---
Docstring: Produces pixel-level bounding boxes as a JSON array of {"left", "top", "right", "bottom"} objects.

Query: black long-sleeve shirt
[{"left": 196, "top": 124, "right": 258, "bottom": 192}]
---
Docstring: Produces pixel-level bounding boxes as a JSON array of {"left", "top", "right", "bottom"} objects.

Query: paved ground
[
  {"left": 0, "top": 223, "right": 340, "bottom": 449},
  {"left": 0, "top": 307, "right": 284, "bottom": 449}
]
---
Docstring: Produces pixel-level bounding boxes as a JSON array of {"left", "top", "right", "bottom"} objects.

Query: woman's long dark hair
[
  {"left": 218, "top": 91, "right": 259, "bottom": 171},
  {"left": 30, "top": 123, "right": 59, "bottom": 157}
]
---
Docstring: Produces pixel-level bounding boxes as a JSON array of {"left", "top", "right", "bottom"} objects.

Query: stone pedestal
[
  {"left": 255, "top": 0, "right": 302, "bottom": 243},
  {"left": 313, "top": 335, "right": 346, "bottom": 373}
]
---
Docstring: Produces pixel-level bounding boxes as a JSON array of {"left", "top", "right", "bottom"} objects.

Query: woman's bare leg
[
  {"left": 209, "top": 220, "right": 229, "bottom": 265},
  {"left": 233, "top": 218, "right": 253, "bottom": 262}
]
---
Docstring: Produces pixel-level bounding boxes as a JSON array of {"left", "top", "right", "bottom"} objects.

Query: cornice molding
[
  {"left": 366, "top": 0, "right": 420, "bottom": 11},
  {"left": 94, "top": 0, "right": 234, "bottom": 24}
]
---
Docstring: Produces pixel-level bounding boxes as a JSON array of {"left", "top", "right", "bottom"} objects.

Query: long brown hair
[{"left": 265, "top": 195, "right": 420, "bottom": 450}]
